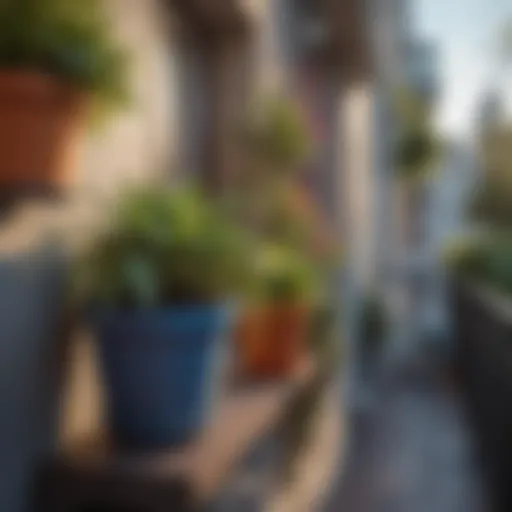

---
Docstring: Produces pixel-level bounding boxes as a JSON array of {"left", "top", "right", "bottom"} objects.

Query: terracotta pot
[
  {"left": 0, "top": 71, "right": 88, "bottom": 194},
  {"left": 237, "top": 303, "right": 310, "bottom": 379}
]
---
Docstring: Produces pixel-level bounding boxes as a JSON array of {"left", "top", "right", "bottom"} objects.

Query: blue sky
[{"left": 414, "top": 0, "right": 512, "bottom": 138}]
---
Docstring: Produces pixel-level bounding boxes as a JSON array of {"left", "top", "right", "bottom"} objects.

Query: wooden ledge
[{"left": 36, "top": 359, "right": 315, "bottom": 511}]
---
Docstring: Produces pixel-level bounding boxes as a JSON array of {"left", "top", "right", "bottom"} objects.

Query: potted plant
[
  {"left": 244, "top": 95, "right": 310, "bottom": 176},
  {"left": 0, "top": 0, "right": 128, "bottom": 194},
  {"left": 78, "top": 188, "right": 250, "bottom": 449},
  {"left": 237, "top": 244, "right": 318, "bottom": 379},
  {"left": 234, "top": 94, "right": 329, "bottom": 379},
  {"left": 234, "top": 95, "right": 312, "bottom": 228}
]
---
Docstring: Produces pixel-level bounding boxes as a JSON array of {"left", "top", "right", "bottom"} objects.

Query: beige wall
[
  {"left": 79, "top": 0, "right": 178, "bottom": 195},
  {"left": 251, "top": 0, "right": 286, "bottom": 96},
  {"left": 339, "top": 83, "right": 376, "bottom": 290}
]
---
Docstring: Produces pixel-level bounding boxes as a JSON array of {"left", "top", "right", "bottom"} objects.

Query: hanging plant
[
  {"left": 243, "top": 95, "right": 312, "bottom": 174},
  {"left": 395, "top": 127, "right": 437, "bottom": 179},
  {"left": 393, "top": 87, "right": 439, "bottom": 180}
]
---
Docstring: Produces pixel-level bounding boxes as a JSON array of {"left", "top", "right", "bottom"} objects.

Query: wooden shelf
[{"left": 35, "top": 360, "right": 315, "bottom": 512}]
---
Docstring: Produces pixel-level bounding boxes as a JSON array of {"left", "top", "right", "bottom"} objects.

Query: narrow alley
[
  {"left": 323, "top": 344, "right": 489, "bottom": 512},
  {"left": 1, "top": 1, "right": 512, "bottom": 512}
]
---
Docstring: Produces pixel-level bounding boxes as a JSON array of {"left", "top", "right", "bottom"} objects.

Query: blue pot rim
[{"left": 87, "top": 301, "right": 238, "bottom": 324}]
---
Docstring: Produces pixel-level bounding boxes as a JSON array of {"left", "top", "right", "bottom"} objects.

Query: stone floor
[{"left": 322, "top": 345, "right": 490, "bottom": 512}]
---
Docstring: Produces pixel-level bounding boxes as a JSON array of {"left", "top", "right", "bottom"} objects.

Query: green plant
[
  {"left": 393, "top": 88, "right": 439, "bottom": 179},
  {"left": 446, "top": 233, "right": 512, "bottom": 296},
  {"left": 0, "top": 0, "right": 129, "bottom": 113},
  {"left": 445, "top": 236, "right": 489, "bottom": 280},
  {"left": 77, "top": 187, "right": 254, "bottom": 309},
  {"left": 395, "top": 129, "right": 437, "bottom": 178},
  {"left": 470, "top": 177, "right": 512, "bottom": 229},
  {"left": 470, "top": 120, "right": 512, "bottom": 228},
  {"left": 254, "top": 244, "right": 319, "bottom": 304},
  {"left": 260, "top": 185, "right": 341, "bottom": 274},
  {"left": 244, "top": 95, "right": 311, "bottom": 172}
]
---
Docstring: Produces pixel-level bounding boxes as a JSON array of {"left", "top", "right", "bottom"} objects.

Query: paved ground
[{"left": 322, "top": 346, "right": 490, "bottom": 512}]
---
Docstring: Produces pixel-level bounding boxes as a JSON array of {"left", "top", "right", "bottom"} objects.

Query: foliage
[
  {"left": 480, "top": 123, "right": 512, "bottom": 174},
  {"left": 235, "top": 94, "right": 335, "bottom": 281},
  {"left": 393, "top": 87, "right": 439, "bottom": 179},
  {"left": 253, "top": 244, "right": 319, "bottom": 304},
  {"left": 0, "top": 0, "right": 129, "bottom": 113},
  {"left": 445, "top": 236, "right": 490, "bottom": 282},
  {"left": 395, "top": 128, "right": 437, "bottom": 179},
  {"left": 472, "top": 122, "right": 512, "bottom": 228},
  {"left": 244, "top": 95, "right": 311, "bottom": 172},
  {"left": 77, "top": 187, "right": 255, "bottom": 309},
  {"left": 238, "top": 94, "right": 330, "bottom": 306},
  {"left": 264, "top": 185, "right": 341, "bottom": 270},
  {"left": 446, "top": 233, "right": 512, "bottom": 296},
  {"left": 470, "top": 176, "right": 512, "bottom": 229}
]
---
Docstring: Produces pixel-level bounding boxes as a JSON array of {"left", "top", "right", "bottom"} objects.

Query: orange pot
[
  {"left": 237, "top": 304, "right": 310, "bottom": 379},
  {"left": 0, "top": 71, "right": 88, "bottom": 194}
]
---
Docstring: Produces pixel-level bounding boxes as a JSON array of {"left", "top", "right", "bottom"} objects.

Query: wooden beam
[
  {"left": 169, "top": 0, "right": 252, "bottom": 38},
  {"left": 322, "top": 0, "right": 373, "bottom": 79}
]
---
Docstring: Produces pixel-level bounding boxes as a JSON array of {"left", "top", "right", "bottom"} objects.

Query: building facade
[{"left": 1, "top": 3, "right": 382, "bottom": 510}]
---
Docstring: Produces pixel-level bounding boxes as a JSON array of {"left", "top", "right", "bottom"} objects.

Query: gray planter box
[{"left": 0, "top": 244, "right": 69, "bottom": 512}]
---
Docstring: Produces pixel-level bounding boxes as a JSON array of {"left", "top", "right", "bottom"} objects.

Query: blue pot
[{"left": 93, "top": 305, "right": 232, "bottom": 449}]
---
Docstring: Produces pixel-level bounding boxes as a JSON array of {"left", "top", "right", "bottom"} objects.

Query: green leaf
[
  {"left": 79, "top": 187, "right": 255, "bottom": 308},
  {"left": 0, "top": 0, "right": 129, "bottom": 116}
]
